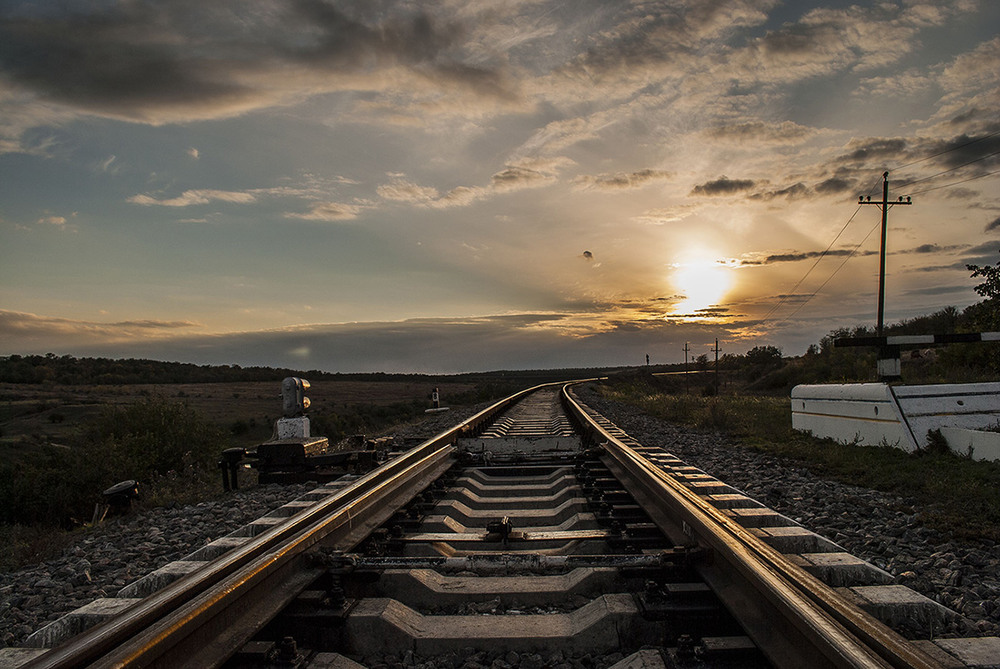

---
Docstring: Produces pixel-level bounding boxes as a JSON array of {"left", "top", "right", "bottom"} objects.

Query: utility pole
[
  {"left": 711, "top": 339, "right": 721, "bottom": 394},
  {"left": 683, "top": 342, "right": 690, "bottom": 394},
  {"left": 859, "top": 172, "right": 912, "bottom": 380}
]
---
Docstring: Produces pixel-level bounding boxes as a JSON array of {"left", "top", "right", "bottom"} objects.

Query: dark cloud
[
  {"left": 704, "top": 120, "right": 815, "bottom": 144},
  {"left": 987, "top": 217, "right": 1000, "bottom": 232},
  {"left": 748, "top": 182, "right": 808, "bottom": 201},
  {"left": 923, "top": 131, "right": 1000, "bottom": 169},
  {"left": 0, "top": 2, "right": 499, "bottom": 122},
  {"left": 738, "top": 249, "right": 879, "bottom": 266},
  {"left": 965, "top": 241, "right": 1000, "bottom": 257},
  {"left": 836, "top": 138, "right": 909, "bottom": 164},
  {"left": 764, "top": 249, "right": 873, "bottom": 264},
  {"left": 903, "top": 244, "right": 964, "bottom": 255},
  {"left": 0, "top": 310, "right": 200, "bottom": 340},
  {"left": 814, "top": 177, "right": 854, "bottom": 195},
  {"left": 582, "top": 251, "right": 593, "bottom": 260},
  {"left": 564, "top": 0, "right": 775, "bottom": 78},
  {"left": 690, "top": 176, "right": 756, "bottom": 196},
  {"left": 902, "top": 284, "right": 980, "bottom": 297},
  {"left": 575, "top": 169, "right": 673, "bottom": 190}
]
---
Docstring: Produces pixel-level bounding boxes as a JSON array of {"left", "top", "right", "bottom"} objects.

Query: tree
[
  {"left": 745, "top": 345, "right": 782, "bottom": 366},
  {"left": 967, "top": 254, "right": 1000, "bottom": 300}
]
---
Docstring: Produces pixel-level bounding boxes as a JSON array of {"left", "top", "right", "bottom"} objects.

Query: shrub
[{"left": 0, "top": 399, "right": 226, "bottom": 528}]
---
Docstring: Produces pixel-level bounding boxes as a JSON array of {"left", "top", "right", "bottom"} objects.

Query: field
[
  {"left": 0, "top": 377, "right": 490, "bottom": 571},
  {"left": 0, "top": 379, "right": 476, "bottom": 449}
]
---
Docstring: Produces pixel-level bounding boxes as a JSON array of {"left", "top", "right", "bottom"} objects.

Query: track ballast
[{"left": 8, "top": 382, "right": 999, "bottom": 669}]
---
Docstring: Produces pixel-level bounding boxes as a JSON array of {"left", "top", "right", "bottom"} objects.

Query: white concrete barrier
[
  {"left": 940, "top": 427, "right": 1000, "bottom": 462},
  {"left": 791, "top": 382, "right": 1000, "bottom": 458}
]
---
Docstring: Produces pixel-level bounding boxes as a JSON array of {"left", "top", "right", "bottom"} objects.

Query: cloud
[
  {"left": 748, "top": 182, "right": 809, "bottom": 201},
  {"left": 814, "top": 177, "right": 855, "bottom": 195},
  {"left": 562, "top": 1, "right": 777, "bottom": 81},
  {"left": 128, "top": 189, "right": 257, "bottom": 207},
  {"left": 0, "top": 310, "right": 201, "bottom": 345},
  {"left": 690, "top": 176, "right": 756, "bottom": 196},
  {"left": 904, "top": 243, "right": 964, "bottom": 255},
  {"left": 704, "top": 120, "right": 818, "bottom": 144},
  {"left": 835, "top": 137, "right": 909, "bottom": 165},
  {"left": 0, "top": 1, "right": 514, "bottom": 134},
  {"left": 582, "top": 251, "right": 593, "bottom": 261},
  {"left": 490, "top": 165, "right": 556, "bottom": 192},
  {"left": 377, "top": 180, "right": 440, "bottom": 204},
  {"left": 731, "top": 2, "right": 952, "bottom": 84},
  {"left": 737, "top": 248, "right": 878, "bottom": 266},
  {"left": 374, "top": 158, "right": 570, "bottom": 211},
  {"left": 37, "top": 215, "right": 66, "bottom": 226},
  {"left": 187, "top": 147, "right": 199, "bottom": 159},
  {"left": 286, "top": 201, "right": 364, "bottom": 222},
  {"left": 574, "top": 169, "right": 673, "bottom": 191},
  {"left": 987, "top": 217, "right": 1000, "bottom": 232}
]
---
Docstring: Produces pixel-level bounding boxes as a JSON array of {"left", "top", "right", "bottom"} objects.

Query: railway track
[{"left": 5, "top": 382, "right": 999, "bottom": 668}]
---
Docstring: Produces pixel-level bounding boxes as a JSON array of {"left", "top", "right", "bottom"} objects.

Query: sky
[{"left": 1, "top": 0, "right": 999, "bottom": 374}]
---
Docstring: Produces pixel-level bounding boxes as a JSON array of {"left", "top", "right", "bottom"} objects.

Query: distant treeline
[{"left": 0, "top": 353, "right": 630, "bottom": 386}]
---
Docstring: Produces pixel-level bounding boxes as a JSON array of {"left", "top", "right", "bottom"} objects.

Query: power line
[
  {"left": 904, "top": 167, "right": 1000, "bottom": 197},
  {"left": 890, "top": 128, "right": 1000, "bottom": 171},
  {"left": 771, "top": 219, "right": 882, "bottom": 330},
  {"left": 757, "top": 129, "right": 1000, "bottom": 333},
  {"left": 896, "top": 148, "right": 1000, "bottom": 190},
  {"left": 757, "top": 176, "right": 882, "bottom": 326}
]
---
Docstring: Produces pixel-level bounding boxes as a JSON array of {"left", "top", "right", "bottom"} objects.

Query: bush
[{"left": 0, "top": 399, "right": 226, "bottom": 528}]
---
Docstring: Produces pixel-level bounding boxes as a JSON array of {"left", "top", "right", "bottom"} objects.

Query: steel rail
[
  {"left": 561, "top": 383, "right": 943, "bottom": 669},
  {"left": 24, "top": 382, "right": 568, "bottom": 669}
]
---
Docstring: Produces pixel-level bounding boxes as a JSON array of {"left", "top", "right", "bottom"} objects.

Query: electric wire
[
  {"left": 770, "top": 218, "right": 882, "bottom": 330},
  {"left": 903, "top": 167, "right": 1000, "bottom": 197},
  {"left": 758, "top": 128, "right": 1000, "bottom": 332},
  {"left": 757, "top": 176, "right": 882, "bottom": 327},
  {"left": 896, "top": 148, "right": 1000, "bottom": 190},
  {"left": 890, "top": 128, "right": 1000, "bottom": 171}
]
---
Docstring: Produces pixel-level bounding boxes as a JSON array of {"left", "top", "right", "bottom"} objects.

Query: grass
[
  {"left": 0, "top": 381, "right": 506, "bottom": 573},
  {"left": 598, "top": 379, "right": 1000, "bottom": 544}
]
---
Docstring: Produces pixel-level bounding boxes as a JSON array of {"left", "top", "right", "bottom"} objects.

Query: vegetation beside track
[
  {"left": 596, "top": 375, "right": 1000, "bottom": 544},
  {"left": 0, "top": 380, "right": 518, "bottom": 572}
]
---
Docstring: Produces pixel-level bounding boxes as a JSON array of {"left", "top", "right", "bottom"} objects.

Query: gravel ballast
[
  {"left": 2, "top": 392, "right": 998, "bottom": 651},
  {"left": 0, "top": 404, "right": 482, "bottom": 649},
  {"left": 578, "top": 387, "right": 1000, "bottom": 638}
]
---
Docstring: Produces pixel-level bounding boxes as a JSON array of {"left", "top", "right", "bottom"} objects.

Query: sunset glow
[
  {"left": 0, "top": 1, "right": 997, "bottom": 373},
  {"left": 671, "top": 258, "right": 733, "bottom": 317}
]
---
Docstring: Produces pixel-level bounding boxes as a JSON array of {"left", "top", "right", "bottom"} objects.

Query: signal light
[{"left": 281, "top": 377, "right": 311, "bottom": 417}]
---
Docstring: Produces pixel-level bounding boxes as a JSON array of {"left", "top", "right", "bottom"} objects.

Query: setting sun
[{"left": 671, "top": 257, "right": 732, "bottom": 316}]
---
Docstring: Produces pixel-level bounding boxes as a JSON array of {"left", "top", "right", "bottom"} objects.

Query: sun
[{"left": 671, "top": 257, "right": 732, "bottom": 316}]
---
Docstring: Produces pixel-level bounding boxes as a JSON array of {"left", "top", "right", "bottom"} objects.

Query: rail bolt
[
  {"left": 676, "top": 634, "right": 696, "bottom": 661},
  {"left": 269, "top": 636, "right": 303, "bottom": 666}
]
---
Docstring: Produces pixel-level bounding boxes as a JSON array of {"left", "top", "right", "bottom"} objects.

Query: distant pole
[
  {"left": 859, "top": 172, "right": 912, "bottom": 381},
  {"left": 645, "top": 353, "right": 649, "bottom": 367},
  {"left": 683, "top": 342, "right": 690, "bottom": 393},
  {"left": 711, "top": 339, "right": 721, "bottom": 393},
  {"left": 859, "top": 172, "right": 912, "bottom": 337}
]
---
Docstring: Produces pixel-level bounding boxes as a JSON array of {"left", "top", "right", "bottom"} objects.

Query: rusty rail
[
  {"left": 561, "top": 383, "right": 942, "bottom": 669},
  {"left": 23, "top": 383, "right": 571, "bottom": 669}
]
